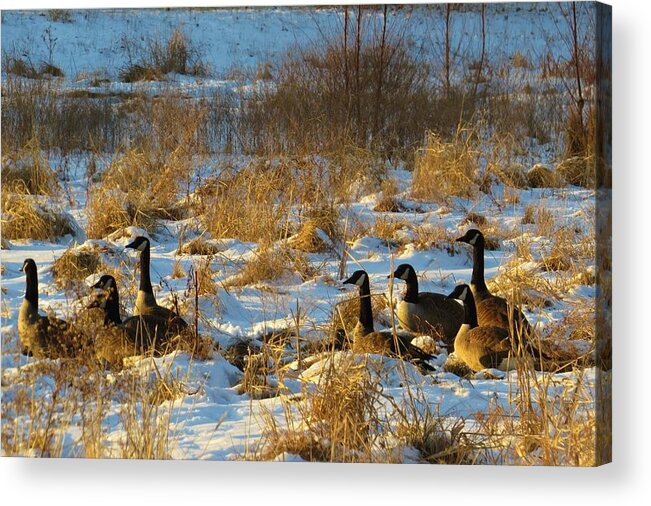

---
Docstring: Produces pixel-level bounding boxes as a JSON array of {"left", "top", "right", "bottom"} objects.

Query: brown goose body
[
  {"left": 18, "top": 259, "right": 86, "bottom": 359},
  {"left": 351, "top": 323, "right": 433, "bottom": 362},
  {"left": 454, "top": 325, "right": 511, "bottom": 372},
  {"left": 343, "top": 270, "right": 434, "bottom": 370},
  {"left": 447, "top": 284, "right": 514, "bottom": 372},
  {"left": 392, "top": 264, "right": 463, "bottom": 348},
  {"left": 90, "top": 275, "right": 182, "bottom": 368}
]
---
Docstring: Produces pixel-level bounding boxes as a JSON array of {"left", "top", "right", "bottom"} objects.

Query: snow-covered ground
[{"left": 1, "top": 5, "right": 599, "bottom": 463}]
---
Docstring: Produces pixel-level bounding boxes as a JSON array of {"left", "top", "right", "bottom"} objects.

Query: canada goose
[
  {"left": 18, "top": 258, "right": 86, "bottom": 358},
  {"left": 446, "top": 284, "right": 513, "bottom": 372},
  {"left": 455, "top": 229, "right": 534, "bottom": 341},
  {"left": 343, "top": 270, "right": 434, "bottom": 370},
  {"left": 389, "top": 263, "right": 464, "bottom": 349},
  {"left": 125, "top": 236, "right": 188, "bottom": 334},
  {"left": 89, "top": 274, "right": 175, "bottom": 367}
]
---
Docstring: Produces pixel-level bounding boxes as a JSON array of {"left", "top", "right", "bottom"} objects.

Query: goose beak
[
  {"left": 125, "top": 240, "right": 136, "bottom": 249},
  {"left": 342, "top": 276, "right": 354, "bottom": 285}
]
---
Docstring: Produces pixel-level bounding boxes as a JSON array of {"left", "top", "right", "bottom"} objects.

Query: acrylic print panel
[{"left": 0, "top": 2, "right": 611, "bottom": 465}]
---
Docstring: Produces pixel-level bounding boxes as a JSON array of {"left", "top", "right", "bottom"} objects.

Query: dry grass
[
  {"left": 373, "top": 178, "right": 405, "bottom": 213},
  {"left": 225, "top": 247, "right": 319, "bottom": 288},
  {"left": 177, "top": 236, "right": 222, "bottom": 256},
  {"left": 288, "top": 220, "right": 331, "bottom": 253},
  {"left": 51, "top": 246, "right": 102, "bottom": 290},
  {"left": 196, "top": 161, "right": 292, "bottom": 246},
  {"left": 1, "top": 194, "right": 78, "bottom": 241},
  {"left": 1, "top": 138, "right": 60, "bottom": 195},
  {"left": 120, "top": 28, "right": 208, "bottom": 82},
  {"left": 371, "top": 216, "right": 410, "bottom": 244},
  {"left": 476, "top": 361, "right": 598, "bottom": 466},
  {"left": 412, "top": 130, "right": 479, "bottom": 202},
  {"left": 556, "top": 156, "right": 594, "bottom": 187},
  {"left": 527, "top": 164, "right": 564, "bottom": 188}
]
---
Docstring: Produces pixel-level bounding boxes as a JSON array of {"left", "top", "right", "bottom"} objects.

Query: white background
[{"left": 1, "top": 0, "right": 648, "bottom": 503}]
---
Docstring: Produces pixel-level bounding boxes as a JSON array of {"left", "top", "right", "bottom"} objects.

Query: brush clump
[{"left": 2, "top": 194, "right": 79, "bottom": 241}]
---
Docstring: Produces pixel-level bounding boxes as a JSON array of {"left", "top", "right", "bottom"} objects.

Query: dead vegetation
[
  {"left": 120, "top": 28, "right": 209, "bottom": 82},
  {"left": 412, "top": 130, "right": 479, "bottom": 202},
  {"left": 51, "top": 246, "right": 102, "bottom": 290},
  {"left": 1, "top": 194, "right": 78, "bottom": 241}
]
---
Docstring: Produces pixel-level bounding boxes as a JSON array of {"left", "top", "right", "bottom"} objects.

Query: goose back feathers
[
  {"left": 390, "top": 263, "right": 464, "bottom": 348},
  {"left": 446, "top": 284, "right": 511, "bottom": 371},
  {"left": 90, "top": 274, "right": 179, "bottom": 367}
]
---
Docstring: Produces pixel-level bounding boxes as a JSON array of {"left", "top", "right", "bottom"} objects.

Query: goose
[
  {"left": 18, "top": 258, "right": 86, "bottom": 358},
  {"left": 446, "top": 284, "right": 514, "bottom": 372},
  {"left": 89, "top": 274, "right": 175, "bottom": 367},
  {"left": 455, "top": 229, "right": 535, "bottom": 345},
  {"left": 343, "top": 270, "right": 434, "bottom": 370},
  {"left": 389, "top": 263, "right": 464, "bottom": 349},
  {"left": 125, "top": 236, "right": 188, "bottom": 334}
]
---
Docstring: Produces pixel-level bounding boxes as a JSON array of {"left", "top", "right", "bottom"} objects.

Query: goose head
[
  {"left": 20, "top": 258, "right": 37, "bottom": 273},
  {"left": 455, "top": 229, "right": 484, "bottom": 247},
  {"left": 89, "top": 275, "right": 117, "bottom": 309},
  {"left": 446, "top": 284, "right": 471, "bottom": 302},
  {"left": 389, "top": 263, "right": 415, "bottom": 282},
  {"left": 125, "top": 236, "right": 150, "bottom": 252},
  {"left": 343, "top": 270, "right": 369, "bottom": 288}
]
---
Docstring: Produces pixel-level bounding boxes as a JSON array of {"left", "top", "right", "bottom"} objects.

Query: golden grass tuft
[
  {"left": 51, "top": 246, "right": 102, "bottom": 290},
  {"left": 372, "top": 216, "right": 409, "bottom": 244},
  {"left": 196, "top": 161, "right": 292, "bottom": 246},
  {"left": 177, "top": 236, "right": 222, "bottom": 256},
  {"left": 225, "top": 247, "right": 319, "bottom": 288},
  {"left": 556, "top": 156, "right": 594, "bottom": 187},
  {"left": 288, "top": 220, "right": 330, "bottom": 253},
  {"left": 373, "top": 178, "right": 405, "bottom": 212},
  {"left": 527, "top": 164, "right": 564, "bottom": 188},
  {"left": 86, "top": 186, "right": 158, "bottom": 239},
  {"left": 1, "top": 194, "right": 77, "bottom": 241},
  {"left": 1, "top": 139, "right": 59, "bottom": 195},
  {"left": 412, "top": 130, "right": 479, "bottom": 202}
]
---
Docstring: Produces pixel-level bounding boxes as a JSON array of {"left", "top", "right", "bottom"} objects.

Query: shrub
[
  {"left": 1, "top": 138, "right": 60, "bottom": 195},
  {"left": 2, "top": 194, "right": 79, "bottom": 241},
  {"left": 51, "top": 245, "right": 102, "bottom": 290},
  {"left": 412, "top": 130, "right": 479, "bottom": 202},
  {"left": 120, "top": 29, "right": 209, "bottom": 82}
]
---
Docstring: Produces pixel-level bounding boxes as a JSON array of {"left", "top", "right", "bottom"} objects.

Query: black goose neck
[
  {"left": 357, "top": 277, "right": 375, "bottom": 334},
  {"left": 471, "top": 240, "right": 489, "bottom": 295},
  {"left": 24, "top": 268, "right": 38, "bottom": 309},
  {"left": 104, "top": 288, "right": 122, "bottom": 326},
  {"left": 462, "top": 289, "right": 479, "bottom": 329},
  {"left": 138, "top": 241, "right": 153, "bottom": 294},
  {"left": 402, "top": 269, "right": 419, "bottom": 303}
]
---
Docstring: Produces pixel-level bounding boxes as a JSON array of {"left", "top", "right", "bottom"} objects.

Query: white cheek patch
[
  {"left": 400, "top": 268, "right": 410, "bottom": 280},
  {"left": 468, "top": 234, "right": 478, "bottom": 246},
  {"left": 136, "top": 241, "right": 147, "bottom": 252},
  {"left": 105, "top": 278, "right": 114, "bottom": 289},
  {"left": 356, "top": 273, "right": 367, "bottom": 286},
  {"left": 459, "top": 287, "right": 468, "bottom": 300}
]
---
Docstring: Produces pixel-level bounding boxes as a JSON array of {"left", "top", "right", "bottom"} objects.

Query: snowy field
[{"left": 1, "top": 5, "right": 604, "bottom": 464}]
